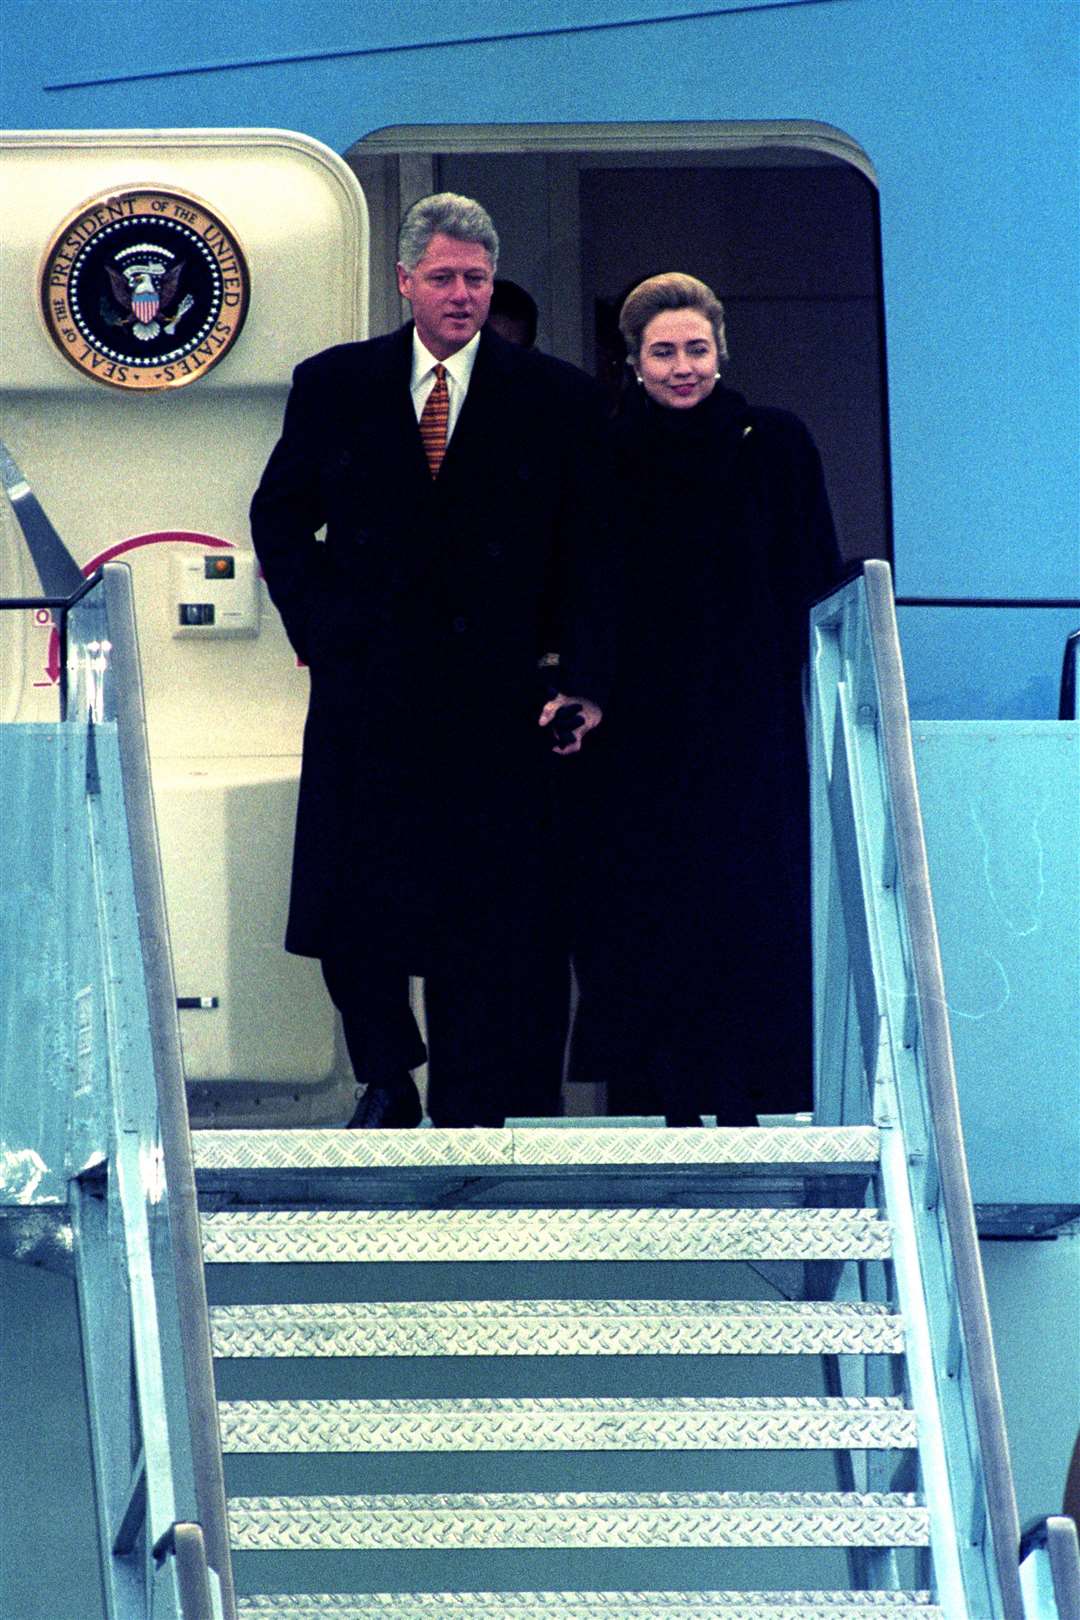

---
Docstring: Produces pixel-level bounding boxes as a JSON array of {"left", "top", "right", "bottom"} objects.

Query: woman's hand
[{"left": 538, "top": 693, "right": 603, "bottom": 755}]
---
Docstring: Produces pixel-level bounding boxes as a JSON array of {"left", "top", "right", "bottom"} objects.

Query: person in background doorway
[
  {"left": 251, "top": 193, "right": 612, "bottom": 1128},
  {"left": 486, "top": 278, "right": 539, "bottom": 349},
  {"left": 484, "top": 272, "right": 582, "bottom": 1107},
  {"left": 570, "top": 271, "right": 842, "bottom": 1126}
]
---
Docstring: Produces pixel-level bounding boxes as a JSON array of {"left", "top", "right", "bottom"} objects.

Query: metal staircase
[
  {"left": 4, "top": 505, "right": 1078, "bottom": 1618},
  {"left": 191, "top": 1121, "right": 943, "bottom": 1617}
]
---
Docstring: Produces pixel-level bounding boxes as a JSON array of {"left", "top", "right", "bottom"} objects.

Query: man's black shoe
[{"left": 346, "top": 1076, "right": 423, "bottom": 1129}]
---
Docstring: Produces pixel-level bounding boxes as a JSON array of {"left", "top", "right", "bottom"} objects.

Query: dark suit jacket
[{"left": 250, "top": 323, "right": 613, "bottom": 963}]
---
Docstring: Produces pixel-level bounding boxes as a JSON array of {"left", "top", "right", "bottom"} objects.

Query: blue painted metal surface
[
  {"left": 912, "top": 721, "right": 1080, "bottom": 1220},
  {"left": 0, "top": 568, "right": 229, "bottom": 1619},
  {"left": 1060, "top": 631, "right": 1080, "bottom": 719},
  {"left": 898, "top": 609, "right": 1080, "bottom": 725},
  {"left": 0, "top": 724, "right": 95, "bottom": 1207},
  {"left": 2, "top": 2, "right": 1076, "bottom": 671},
  {"left": 810, "top": 563, "right": 1032, "bottom": 1618}
]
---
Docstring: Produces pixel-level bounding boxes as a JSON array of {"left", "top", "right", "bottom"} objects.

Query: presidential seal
[{"left": 40, "top": 187, "right": 249, "bottom": 390}]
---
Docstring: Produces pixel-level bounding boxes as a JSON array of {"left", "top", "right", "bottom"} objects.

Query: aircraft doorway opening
[
  {"left": 347, "top": 122, "right": 890, "bottom": 1117},
  {"left": 348, "top": 121, "right": 892, "bottom": 571}
]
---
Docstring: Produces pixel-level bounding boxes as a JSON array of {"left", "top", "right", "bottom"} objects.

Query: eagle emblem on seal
[{"left": 103, "top": 244, "right": 195, "bottom": 341}]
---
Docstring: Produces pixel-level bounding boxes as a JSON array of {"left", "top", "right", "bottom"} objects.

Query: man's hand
[{"left": 538, "top": 693, "right": 603, "bottom": 755}]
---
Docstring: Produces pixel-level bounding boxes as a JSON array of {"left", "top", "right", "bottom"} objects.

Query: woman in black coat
[{"left": 572, "top": 272, "right": 842, "bottom": 1125}]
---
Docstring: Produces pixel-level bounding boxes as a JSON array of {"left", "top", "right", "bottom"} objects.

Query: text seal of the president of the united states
[{"left": 40, "top": 187, "right": 249, "bottom": 391}]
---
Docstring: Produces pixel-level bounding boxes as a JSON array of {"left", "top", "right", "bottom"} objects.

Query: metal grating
[
  {"left": 235, "top": 1593, "right": 943, "bottom": 1619},
  {"left": 210, "top": 1297, "right": 904, "bottom": 1359},
  {"left": 512, "top": 1128, "right": 879, "bottom": 1169},
  {"left": 218, "top": 1395, "right": 917, "bottom": 1454},
  {"left": 192, "top": 1125, "right": 880, "bottom": 1173},
  {"left": 202, "top": 1206, "right": 891, "bottom": 1265},
  {"left": 227, "top": 1490, "right": 929, "bottom": 1551}
]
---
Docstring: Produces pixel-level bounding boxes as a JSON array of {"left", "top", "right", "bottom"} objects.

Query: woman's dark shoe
[
  {"left": 346, "top": 1074, "right": 423, "bottom": 1128},
  {"left": 664, "top": 1112, "right": 704, "bottom": 1127}
]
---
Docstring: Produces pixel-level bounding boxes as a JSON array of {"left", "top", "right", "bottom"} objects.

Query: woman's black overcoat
[
  {"left": 250, "top": 324, "right": 612, "bottom": 969},
  {"left": 574, "top": 381, "right": 842, "bottom": 1119}
]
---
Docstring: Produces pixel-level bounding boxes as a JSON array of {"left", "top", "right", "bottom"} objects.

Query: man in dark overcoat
[{"left": 250, "top": 192, "right": 611, "bottom": 1127}]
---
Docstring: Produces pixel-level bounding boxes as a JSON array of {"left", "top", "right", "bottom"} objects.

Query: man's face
[{"left": 397, "top": 232, "right": 495, "bottom": 359}]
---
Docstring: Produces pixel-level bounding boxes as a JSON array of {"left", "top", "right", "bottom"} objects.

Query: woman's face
[{"left": 636, "top": 308, "right": 718, "bottom": 410}]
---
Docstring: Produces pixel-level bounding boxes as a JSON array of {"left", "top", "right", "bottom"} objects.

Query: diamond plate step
[
  {"left": 201, "top": 1206, "right": 890, "bottom": 1265},
  {"left": 211, "top": 1297, "right": 903, "bottom": 1359},
  {"left": 193, "top": 1125, "right": 880, "bottom": 1173},
  {"left": 218, "top": 1394, "right": 917, "bottom": 1454},
  {"left": 227, "top": 1489, "right": 929, "bottom": 1551},
  {"left": 235, "top": 1593, "right": 943, "bottom": 1619}
]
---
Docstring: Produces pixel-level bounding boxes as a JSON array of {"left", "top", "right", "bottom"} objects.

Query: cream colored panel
[
  {"left": 1, "top": 131, "right": 368, "bottom": 1096},
  {"left": 1, "top": 128, "right": 366, "bottom": 394},
  {"left": 154, "top": 757, "right": 335, "bottom": 1085},
  {"left": 0, "top": 129, "right": 367, "bottom": 750}
]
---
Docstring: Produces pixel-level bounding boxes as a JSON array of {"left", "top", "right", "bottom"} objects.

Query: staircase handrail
[
  {"left": 0, "top": 567, "right": 103, "bottom": 717},
  {"left": 1020, "top": 1516, "right": 1080, "bottom": 1619},
  {"left": 68, "top": 563, "right": 236, "bottom": 1620},
  {"left": 810, "top": 561, "right": 1026, "bottom": 1618}
]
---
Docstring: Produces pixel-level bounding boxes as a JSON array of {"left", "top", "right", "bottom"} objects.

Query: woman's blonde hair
[{"left": 619, "top": 272, "right": 729, "bottom": 365}]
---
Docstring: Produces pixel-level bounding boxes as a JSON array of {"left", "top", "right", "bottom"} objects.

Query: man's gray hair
[{"left": 397, "top": 192, "right": 500, "bottom": 272}]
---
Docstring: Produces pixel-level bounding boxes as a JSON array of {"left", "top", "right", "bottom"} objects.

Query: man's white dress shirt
[{"left": 409, "top": 330, "right": 481, "bottom": 446}]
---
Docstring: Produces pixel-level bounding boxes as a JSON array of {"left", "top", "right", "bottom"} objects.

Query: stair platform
[{"left": 192, "top": 1125, "right": 880, "bottom": 1210}]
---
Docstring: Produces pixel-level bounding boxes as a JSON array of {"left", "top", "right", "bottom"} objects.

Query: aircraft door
[{"left": 0, "top": 129, "right": 368, "bottom": 1122}]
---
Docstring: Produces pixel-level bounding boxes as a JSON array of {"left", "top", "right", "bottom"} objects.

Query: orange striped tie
[{"left": 419, "top": 362, "right": 449, "bottom": 477}]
